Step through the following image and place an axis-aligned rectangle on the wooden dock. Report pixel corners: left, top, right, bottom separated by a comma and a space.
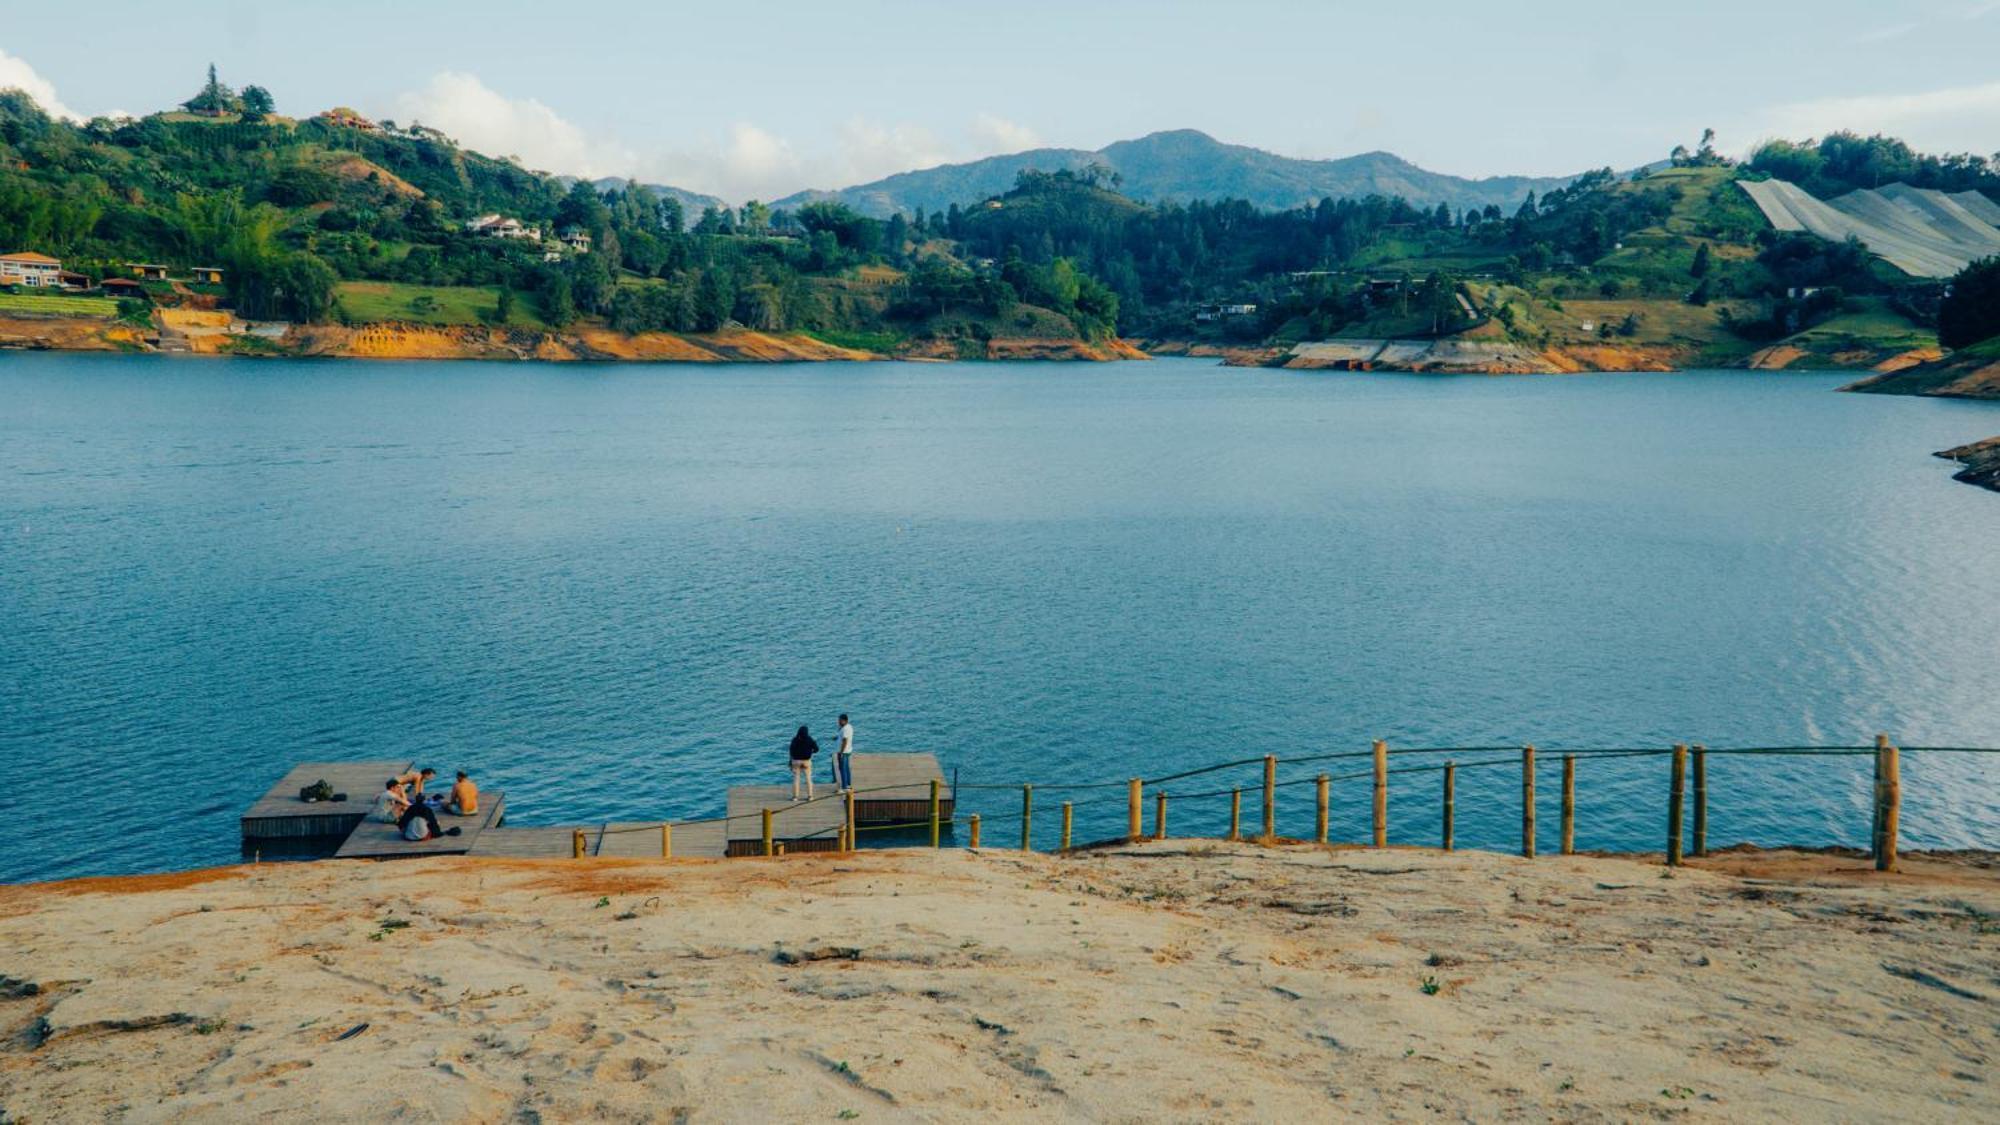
334, 793, 506, 859
850, 753, 954, 823
724, 787, 846, 857
241, 760, 411, 840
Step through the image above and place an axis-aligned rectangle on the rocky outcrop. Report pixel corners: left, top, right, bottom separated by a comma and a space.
1936, 436, 2000, 492
1263, 338, 1689, 374
1846, 348, 2000, 399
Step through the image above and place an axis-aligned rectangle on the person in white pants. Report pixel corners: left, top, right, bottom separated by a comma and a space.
788, 725, 818, 801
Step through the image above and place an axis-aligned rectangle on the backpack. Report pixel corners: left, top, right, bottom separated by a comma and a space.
300, 779, 335, 802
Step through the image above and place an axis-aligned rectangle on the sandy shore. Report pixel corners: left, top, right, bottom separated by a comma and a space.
1, 843, 1994, 1122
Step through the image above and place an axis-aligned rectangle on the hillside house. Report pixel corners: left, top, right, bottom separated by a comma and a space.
318, 107, 379, 132
57, 270, 91, 290
466, 215, 542, 240
101, 278, 147, 298
130, 263, 170, 281
560, 228, 592, 252
191, 267, 225, 285
0, 251, 63, 288
1194, 302, 1258, 323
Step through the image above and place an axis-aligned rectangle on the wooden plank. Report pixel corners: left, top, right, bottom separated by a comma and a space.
849, 753, 954, 823
242, 760, 412, 839
725, 786, 845, 845
469, 825, 594, 859
598, 820, 728, 859
335, 792, 505, 859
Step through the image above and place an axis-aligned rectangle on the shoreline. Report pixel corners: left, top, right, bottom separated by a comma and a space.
2, 843, 1993, 1120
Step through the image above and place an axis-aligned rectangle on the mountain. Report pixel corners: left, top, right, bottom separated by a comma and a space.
588, 177, 726, 218
773, 129, 1575, 217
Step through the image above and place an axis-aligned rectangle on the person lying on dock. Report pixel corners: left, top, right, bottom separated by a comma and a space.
789, 725, 819, 801
397, 796, 461, 842
447, 770, 478, 815
395, 767, 437, 797
371, 778, 410, 823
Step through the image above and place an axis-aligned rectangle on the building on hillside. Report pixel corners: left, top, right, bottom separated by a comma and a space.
101, 277, 147, 298
57, 270, 91, 290
542, 249, 564, 263
1194, 302, 1259, 323
317, 107, 379, 132
0, 251, 63, 288
465, 214, 542, 240
560, 228, 592, 252
191, 267, 226, 285
129, 263, 170, 281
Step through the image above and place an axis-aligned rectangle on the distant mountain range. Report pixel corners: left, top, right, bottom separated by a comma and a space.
587, 177, 726, 218
757, 130, 1575, 218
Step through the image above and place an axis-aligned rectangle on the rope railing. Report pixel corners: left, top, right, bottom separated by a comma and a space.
558, 737, 1991, 866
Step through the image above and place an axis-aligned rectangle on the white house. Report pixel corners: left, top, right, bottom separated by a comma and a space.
465, 215, 542, 240
0, 251, 62, 288
560, 228, 592, 252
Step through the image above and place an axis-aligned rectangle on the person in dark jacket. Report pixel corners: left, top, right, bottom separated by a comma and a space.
788, 725, 819, 801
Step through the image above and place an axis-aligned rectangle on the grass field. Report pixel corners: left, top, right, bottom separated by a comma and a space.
334, 281, 545, 329
0, 292, 119, 318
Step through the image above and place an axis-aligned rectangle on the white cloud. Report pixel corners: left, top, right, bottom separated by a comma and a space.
1750, 81, 2000, 154
387, 70, 1048, 203
970, 113, 1042, 154
0, 47, 82, 122
391, 71, 636, 178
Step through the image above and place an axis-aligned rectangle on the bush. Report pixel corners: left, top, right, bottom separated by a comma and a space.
1940, 258, 2000, 349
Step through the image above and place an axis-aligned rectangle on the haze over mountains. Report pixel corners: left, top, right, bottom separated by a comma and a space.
620, 129, 1575, 218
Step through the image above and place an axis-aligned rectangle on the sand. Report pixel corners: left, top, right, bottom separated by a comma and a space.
1, 844, 1994, 1122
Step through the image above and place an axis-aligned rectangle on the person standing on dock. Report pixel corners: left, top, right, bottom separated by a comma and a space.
789, 725, 819, 801
834, 714, 854, 791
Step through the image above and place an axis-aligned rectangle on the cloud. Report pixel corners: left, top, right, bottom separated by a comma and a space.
392, 71, 636, 177
0, 47, 82, 122
970, 114, 1042, 154
1750, 81, 2000, 154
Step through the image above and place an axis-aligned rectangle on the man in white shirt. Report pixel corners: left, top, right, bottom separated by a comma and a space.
834, 713, 854, 791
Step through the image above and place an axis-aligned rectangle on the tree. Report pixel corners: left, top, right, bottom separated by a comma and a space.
495, 284, 516, 325
1939, 258, 2000, 349
1690, 242, 1712, 279
542, 274, 576, 327
182, 63, 238, 115
240, 85, 274, 121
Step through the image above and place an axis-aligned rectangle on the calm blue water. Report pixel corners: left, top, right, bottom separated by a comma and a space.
3, 353, 1998, 881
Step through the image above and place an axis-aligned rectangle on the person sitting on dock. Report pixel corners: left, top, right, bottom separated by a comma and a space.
394, 767, 437, 798
446, 770, 478, 816
371, 778, 410, 823
396, 795, 462, 842
789, 725, 819, 801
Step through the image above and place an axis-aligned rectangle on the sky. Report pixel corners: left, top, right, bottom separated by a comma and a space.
3, 0, 1998, 203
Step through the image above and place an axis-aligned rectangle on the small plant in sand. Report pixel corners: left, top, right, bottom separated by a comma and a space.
193, 1019, 226, 1035
1419, 976, 1441, 996
1661, 1085, 1694, 1099
594, 896, 610, 909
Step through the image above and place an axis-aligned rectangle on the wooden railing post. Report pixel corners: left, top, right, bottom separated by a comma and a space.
968, 814, 982, 849
661, 823, 672, 859
929, 779, 941, 849
1060, 802, 1073, 850
572, 828, 586, 859
1262, 755, 1277, 840
1153, 791, 1168, 840
1441, 761, 1455, 851
1521, 744, 1536, 858
844, 790, 856, 853
762, 808, 775, 857
1691, 745, 1707, 858
1560, 754, 1576, 856
1228, 790, 1242, 842
1315, 774, 1330, 844
1871, 733, 1888, 861
1372, 740, 1388, 847
1667, 744, 1686, 866
1128, 778, 1143, 840
1021, 784, 1034, 851
1877, 737, 1900, 873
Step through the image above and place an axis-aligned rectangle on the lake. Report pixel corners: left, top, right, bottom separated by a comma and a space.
3, 353, 1998, 881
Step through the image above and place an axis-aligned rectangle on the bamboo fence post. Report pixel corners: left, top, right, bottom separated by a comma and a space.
1315, 774, 1330, 844
969, 814, 981, 849
1877, 738, 1901, 873
1262, 755, 1277, 840
1128, 778, 1143, 840
837, 826, 848, 851
776, 842, 785, 856
572, 828, 586, 859
1060, 802, 1073, 850
1560, 754, 1576, 856
1228, 789, 1242, 841
762, 808, 775, 857
1372, 740, 1388, 847
1521, 744, 1536, 858
1667, 744, 1686, 866
661, 823, 672, 858
1441, 761, 1455, 852
1153, 791, 1168, 840
928, 779, 941, 849
1021, 784, 1034, 851
844, 790, 856, 853
1691, 745, 1707, 858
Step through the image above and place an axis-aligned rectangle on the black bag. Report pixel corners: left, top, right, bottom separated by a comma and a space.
300, 778, 335, 802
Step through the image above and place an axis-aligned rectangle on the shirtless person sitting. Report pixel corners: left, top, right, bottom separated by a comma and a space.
394, 767, 437, 798
446, 770, 479, 816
